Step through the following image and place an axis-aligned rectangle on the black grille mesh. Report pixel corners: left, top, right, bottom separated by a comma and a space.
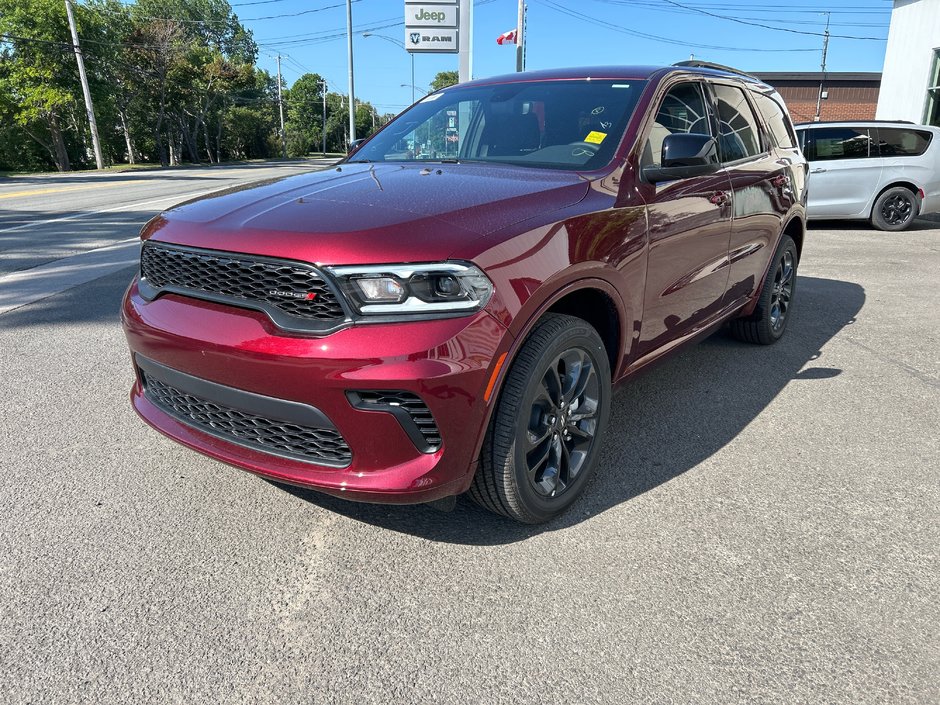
355, 391, 442, 450
140, 242, 345, 322
144, 375, 352, 466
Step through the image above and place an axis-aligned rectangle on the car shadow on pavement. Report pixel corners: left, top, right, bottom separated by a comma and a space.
279, 275, 865, 544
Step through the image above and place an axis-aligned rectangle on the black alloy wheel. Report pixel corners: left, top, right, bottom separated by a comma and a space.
730, 234, 799, 345
769, 249, 795, 334
525, 348, 601, 499
469, 314, 612, 524
871, 186, 919, 232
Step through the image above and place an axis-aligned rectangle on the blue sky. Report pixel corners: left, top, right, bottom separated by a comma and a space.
240, 0, 893, 116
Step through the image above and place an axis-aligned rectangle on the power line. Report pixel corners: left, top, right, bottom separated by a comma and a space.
536, 0, 819, 52
656, 0, 886, 41
87, 0, 357, 26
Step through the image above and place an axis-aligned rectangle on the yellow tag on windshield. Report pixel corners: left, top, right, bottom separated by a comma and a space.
584, 131, 607, 145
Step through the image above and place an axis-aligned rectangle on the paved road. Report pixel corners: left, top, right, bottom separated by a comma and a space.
0, 167, 937, 704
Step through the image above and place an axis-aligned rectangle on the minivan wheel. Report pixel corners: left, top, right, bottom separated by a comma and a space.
871, 186, 919, 231
469, 314, 611, 524
730, 234, 798, 345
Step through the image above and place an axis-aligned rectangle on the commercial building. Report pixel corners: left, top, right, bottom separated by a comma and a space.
876, 0, 940, 125
754, 72, 881, 124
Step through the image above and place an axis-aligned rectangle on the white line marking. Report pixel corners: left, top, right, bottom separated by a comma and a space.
0, 238, 140, 316
0, 187, 221, 235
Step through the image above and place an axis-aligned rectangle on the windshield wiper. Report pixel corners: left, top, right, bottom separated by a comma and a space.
345, 159, 372, 163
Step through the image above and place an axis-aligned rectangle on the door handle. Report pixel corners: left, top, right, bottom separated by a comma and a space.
709, 191, 728, 206
810, 168, 827, 174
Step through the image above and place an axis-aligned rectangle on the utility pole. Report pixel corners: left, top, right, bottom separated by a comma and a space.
515, 0, 525, 72
458, 0, 473, 82
276, 54, 287, 158
320, 79, 328, 157
814, 13, 831, 122
64, 0, 104, 169
346, 0, 356, 144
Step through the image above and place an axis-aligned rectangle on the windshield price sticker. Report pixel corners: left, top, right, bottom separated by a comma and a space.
584, 131, 608, 145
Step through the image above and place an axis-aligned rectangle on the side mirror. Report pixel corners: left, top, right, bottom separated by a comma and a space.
643, 133, 720, 183
347, 138, 365, 155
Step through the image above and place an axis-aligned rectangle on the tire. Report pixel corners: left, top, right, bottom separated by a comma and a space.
871, 186, 919, 231
469, 314, 612, 524
730, 235, 798, 345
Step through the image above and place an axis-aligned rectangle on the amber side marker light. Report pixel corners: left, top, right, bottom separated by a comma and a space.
484, 352, 509, 403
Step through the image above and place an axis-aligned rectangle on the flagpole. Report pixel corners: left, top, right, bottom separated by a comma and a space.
516, 0, 525, 72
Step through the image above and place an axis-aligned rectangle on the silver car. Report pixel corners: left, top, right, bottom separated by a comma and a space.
795, 121, 940, 231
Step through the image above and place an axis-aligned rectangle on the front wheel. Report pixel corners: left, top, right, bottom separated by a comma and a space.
730, 234, 798, 345
469, 314, 611, 524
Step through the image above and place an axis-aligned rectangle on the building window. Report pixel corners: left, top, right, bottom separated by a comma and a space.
926, 49, 940, 127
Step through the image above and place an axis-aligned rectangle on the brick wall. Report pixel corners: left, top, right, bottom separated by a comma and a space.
759, 80, 881, 124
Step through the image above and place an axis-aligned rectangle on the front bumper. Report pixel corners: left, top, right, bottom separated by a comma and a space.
122, 279, 509, 504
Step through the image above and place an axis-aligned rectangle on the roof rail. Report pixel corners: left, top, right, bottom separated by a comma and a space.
794, 119, 916, 126
673, 60, 760, 81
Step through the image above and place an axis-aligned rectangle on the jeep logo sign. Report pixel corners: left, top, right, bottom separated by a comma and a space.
404, 1, 460, 54
405, 4, 458, 28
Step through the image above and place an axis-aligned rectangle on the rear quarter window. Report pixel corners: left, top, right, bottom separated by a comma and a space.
875, 128, 933, 157
752, 92, 797, 149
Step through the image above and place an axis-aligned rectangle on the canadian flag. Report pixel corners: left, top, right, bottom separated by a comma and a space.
496, 29, 517, 45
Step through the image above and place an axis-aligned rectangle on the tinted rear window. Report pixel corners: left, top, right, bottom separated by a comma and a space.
801, 127, 872, 161
752, 92, 796, 149
875, 128, 933, 156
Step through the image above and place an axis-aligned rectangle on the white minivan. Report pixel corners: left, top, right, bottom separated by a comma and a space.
795, 121, 940, 231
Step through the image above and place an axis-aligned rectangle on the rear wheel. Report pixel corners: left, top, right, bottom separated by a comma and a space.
730, 235, 798, 345
871, 186, 918, 231
469, 314, 611, 524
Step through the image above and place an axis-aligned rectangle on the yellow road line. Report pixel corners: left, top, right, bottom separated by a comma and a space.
0, 182, 141, 200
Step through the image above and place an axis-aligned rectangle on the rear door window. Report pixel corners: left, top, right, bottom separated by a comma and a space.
802, 127, 873, 161
874, 128, 933, 156
712, 84, 763, 162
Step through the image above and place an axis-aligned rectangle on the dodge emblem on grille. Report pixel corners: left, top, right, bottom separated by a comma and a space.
269, 289, 317, 300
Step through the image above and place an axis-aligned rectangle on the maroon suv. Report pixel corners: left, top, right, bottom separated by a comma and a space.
123, 63, 807, 523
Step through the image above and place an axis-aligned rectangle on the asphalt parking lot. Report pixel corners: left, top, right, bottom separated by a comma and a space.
0, 165, 937, 704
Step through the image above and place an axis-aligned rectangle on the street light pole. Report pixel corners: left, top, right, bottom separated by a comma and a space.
276, 54, 287, 158
320, 80, 327, 157
346, 0, 356, 144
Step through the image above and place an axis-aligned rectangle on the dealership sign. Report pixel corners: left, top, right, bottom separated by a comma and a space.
405, 0, 460, 54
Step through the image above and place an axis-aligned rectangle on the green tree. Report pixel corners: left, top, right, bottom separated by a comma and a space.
0, 0, 82, 171
430, 70, 458, 92
285, 73, 325, 157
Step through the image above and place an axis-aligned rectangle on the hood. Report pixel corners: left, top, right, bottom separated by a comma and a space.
144, 162, 590, 265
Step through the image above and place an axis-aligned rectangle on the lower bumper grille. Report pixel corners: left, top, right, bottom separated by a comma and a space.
347, 391, 442, 453
140, 361, 352, 467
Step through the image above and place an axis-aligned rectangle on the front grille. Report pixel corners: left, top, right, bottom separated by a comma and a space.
140, 242, 346, 325
143, 374, 352, 467
350, 391, 442, 452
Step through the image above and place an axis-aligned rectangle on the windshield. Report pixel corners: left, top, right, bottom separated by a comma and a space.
351, 79, 648, 171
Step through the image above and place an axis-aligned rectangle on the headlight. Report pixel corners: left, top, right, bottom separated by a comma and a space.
327, 262, 493, 316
